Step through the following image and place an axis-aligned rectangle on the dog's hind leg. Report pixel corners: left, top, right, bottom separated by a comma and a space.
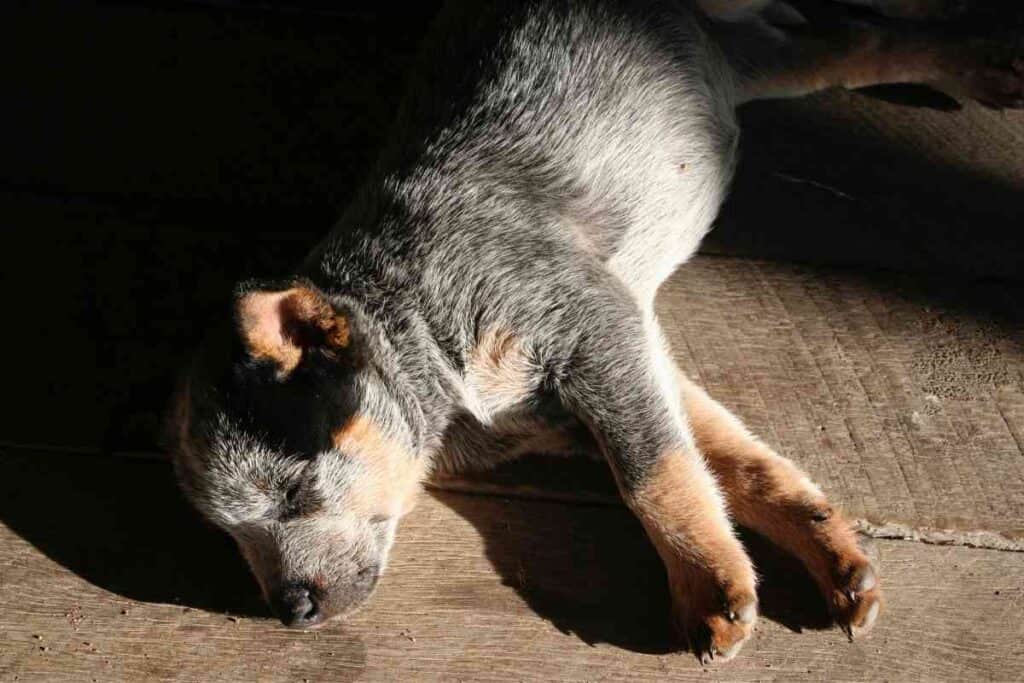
676, 372, 883, 638
718, 11, 1023, 107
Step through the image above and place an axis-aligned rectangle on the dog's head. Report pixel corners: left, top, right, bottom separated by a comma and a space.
169, 280, 425, 628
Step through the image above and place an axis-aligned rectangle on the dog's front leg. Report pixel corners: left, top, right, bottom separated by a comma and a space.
676, 372, 883, 638
554, 296, 757, 663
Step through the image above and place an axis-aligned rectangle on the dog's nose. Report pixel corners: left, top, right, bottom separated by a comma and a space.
272, 583, 323, 628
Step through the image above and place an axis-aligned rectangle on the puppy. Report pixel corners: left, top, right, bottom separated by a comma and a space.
169, 0, 1022, 663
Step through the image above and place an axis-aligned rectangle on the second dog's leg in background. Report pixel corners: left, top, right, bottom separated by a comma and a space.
677, 372, 883, 637
717, 5, 1023, 107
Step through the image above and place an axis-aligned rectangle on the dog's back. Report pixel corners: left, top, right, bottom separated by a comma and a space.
306, 1, 740, 311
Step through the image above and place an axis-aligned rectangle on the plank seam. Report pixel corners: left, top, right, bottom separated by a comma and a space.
3, 443, 1021, 552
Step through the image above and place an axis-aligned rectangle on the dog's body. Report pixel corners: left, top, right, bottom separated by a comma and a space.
172, 0, 1022, 663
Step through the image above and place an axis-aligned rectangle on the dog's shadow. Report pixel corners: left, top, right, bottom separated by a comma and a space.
2, 448, 842, 652
0, 450, 266, 617
2, 448, 839, 651
432, 456, 837, 656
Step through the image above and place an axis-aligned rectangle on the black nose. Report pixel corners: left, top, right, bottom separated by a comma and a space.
271, 583, 323, 628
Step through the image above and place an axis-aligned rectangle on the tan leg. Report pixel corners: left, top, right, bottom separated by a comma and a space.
678, 373, 882, 637
733, 14, 1024, 107
626, 446, 759, 661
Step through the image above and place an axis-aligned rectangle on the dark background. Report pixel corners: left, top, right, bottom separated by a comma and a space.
2, 0, 1022, 456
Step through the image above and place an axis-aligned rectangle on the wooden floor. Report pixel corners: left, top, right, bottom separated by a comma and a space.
3, 3, 1024, 680
3, 253, 1023, 681
2, 450, 1024, 682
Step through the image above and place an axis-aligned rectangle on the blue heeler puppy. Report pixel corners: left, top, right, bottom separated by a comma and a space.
169, 0, 1022, 663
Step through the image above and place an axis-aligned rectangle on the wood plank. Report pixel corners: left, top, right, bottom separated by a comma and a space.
657, 258, 1024, 546
1, 451, 1023, 681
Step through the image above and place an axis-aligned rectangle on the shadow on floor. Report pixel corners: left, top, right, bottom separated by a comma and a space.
433, 457, 837, 657
1, 447, 839, 654
0, 449, 268, 617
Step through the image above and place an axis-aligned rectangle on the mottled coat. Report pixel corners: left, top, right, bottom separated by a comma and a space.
170, 0, 1021, 662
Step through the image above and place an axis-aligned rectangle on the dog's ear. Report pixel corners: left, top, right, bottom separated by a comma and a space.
234, 283, 351, 376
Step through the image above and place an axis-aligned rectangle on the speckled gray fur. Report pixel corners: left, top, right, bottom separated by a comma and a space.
170, 0, 978, 632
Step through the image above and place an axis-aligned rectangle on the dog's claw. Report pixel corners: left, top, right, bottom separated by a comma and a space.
833, 560, 883, 639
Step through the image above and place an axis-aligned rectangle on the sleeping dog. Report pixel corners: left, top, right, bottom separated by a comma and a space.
169, 0, 1022, 662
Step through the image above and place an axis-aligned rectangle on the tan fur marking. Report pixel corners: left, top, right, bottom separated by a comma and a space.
677, 373, 882, 631
466, 328, 536, 415
237, 290, 304, 373
332, 416, 427, 518
282, 288, 351, 350
632, 451, 756, 590
237, 287, 350, 375
627, 449, 758, 656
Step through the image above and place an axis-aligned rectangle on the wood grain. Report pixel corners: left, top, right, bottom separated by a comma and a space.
4, 245, 1021, 546
2, 3, 1022, 679
658, 256, 1024, 546
1, 451, 1023, 682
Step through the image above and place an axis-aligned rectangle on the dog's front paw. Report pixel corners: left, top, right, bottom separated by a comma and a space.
830, 557, 884, 639
669, 569, 758, 664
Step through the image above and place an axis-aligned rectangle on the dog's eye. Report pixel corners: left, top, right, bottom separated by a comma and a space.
278, 475, 323, 519
369, 514, 389, 525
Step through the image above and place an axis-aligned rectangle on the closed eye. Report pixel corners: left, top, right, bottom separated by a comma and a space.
284, 483, 300, 504
277, 466, 324, 519
280, 482, 304, 519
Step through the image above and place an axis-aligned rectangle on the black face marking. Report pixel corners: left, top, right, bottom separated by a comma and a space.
189, 321, 362, 463
232, 353, 360, 459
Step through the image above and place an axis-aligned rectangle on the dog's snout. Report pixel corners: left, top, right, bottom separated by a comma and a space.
272, 583, 323, 629
268, 566, 381, 628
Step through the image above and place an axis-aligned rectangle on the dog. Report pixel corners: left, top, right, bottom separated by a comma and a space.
168, 0, 1022, 663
